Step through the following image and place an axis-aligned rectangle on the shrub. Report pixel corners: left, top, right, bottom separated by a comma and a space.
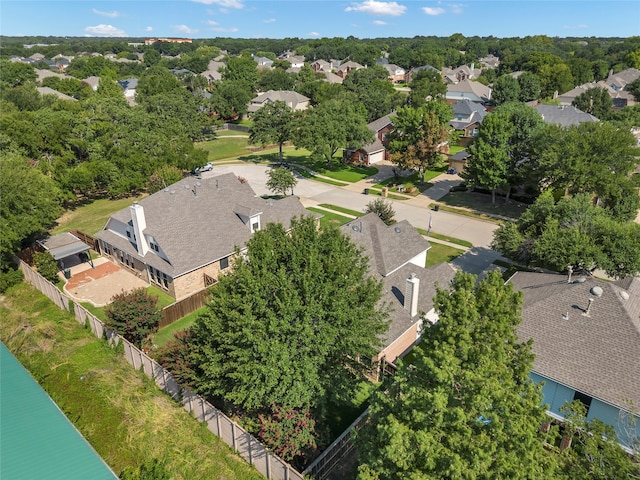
364, 198, 396, 225
33, 251, 59, 283
104, 288, 162, 349
258, 405, 317, 462
0, 267, 23, 293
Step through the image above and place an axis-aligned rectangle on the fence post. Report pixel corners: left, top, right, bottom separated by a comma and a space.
231, 423, 237, 451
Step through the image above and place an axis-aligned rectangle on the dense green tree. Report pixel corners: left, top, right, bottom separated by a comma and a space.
189, 215, 388, 417
364, 198, 396, 226
629, 77, 640, 101
493, 192, 640, 278
0, 152, 63, 268
293, 98, 373, 169
461, 112, 512, 203
249, 100, 295, 163
41, 76, 93, 101
105, 288, 162, 349
143, 48, 161, 67
0, 59, 36, 87
567, 57, 595, 85
533, 121, 638, 210
257, 68, 296, 91
207, 80, 253, 120
33, 251, 60, 283
147, 165, 183, 194
266, 167, 297, 197
387, 102, 451, 184
572, 86, 613, 119
492, 74, 521, 105
407, 69, 446, 106
517, 71, 542, 102
357, 270, 550, 480
135, 66, 183, 102
221, 54, 258, 92
343, 65, 404, 122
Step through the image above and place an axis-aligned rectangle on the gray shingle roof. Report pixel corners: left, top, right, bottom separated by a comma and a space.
342, 213, 430, 277
508, 272, 640, 411
367, 114, 393, 133
341, 213, 455, 348
534, 104, 599, 127
248, 90, 309, 112
96, 173, 310, 278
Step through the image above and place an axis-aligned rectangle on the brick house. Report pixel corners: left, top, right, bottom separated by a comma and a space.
342, 214, 456, 378
95, 173, 310, 300
343, 114, 394, 166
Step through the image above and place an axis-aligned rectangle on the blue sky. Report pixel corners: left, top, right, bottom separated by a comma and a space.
2, 1, 639, 39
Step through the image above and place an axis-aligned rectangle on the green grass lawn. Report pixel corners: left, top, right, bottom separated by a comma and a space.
325, 380, 379, 439
317, 204, 363, 218
214, 129, 249, 137
425, 243, 465, 267
52, 195, 146, 235
154, 307, 207, 347
449, 145, 466, 155
415, 229, 473, 248
373, 166, 447, 195
197, 137, 253, 162
147, 285, 175, 309
307, 207, 354, 229
0, 283, 263, 480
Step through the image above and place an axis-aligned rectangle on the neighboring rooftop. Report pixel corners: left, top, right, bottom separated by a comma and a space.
534, 104, 599, 127
508, 272, 640, 412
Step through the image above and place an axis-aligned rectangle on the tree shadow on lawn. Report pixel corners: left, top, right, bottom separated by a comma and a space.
440, 190, 529, 219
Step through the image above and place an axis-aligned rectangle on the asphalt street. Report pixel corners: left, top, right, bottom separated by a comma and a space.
207, 164, 505, 277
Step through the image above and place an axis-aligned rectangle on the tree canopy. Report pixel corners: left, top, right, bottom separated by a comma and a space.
189, 215, 388, 415
356, 270, 550, 479
248, 100, 295, 162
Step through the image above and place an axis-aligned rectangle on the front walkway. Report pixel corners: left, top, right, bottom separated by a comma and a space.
63, 257, 149, 307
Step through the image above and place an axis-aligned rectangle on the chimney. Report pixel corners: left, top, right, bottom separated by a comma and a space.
405, 273, 420, 318
130, 202, 149, 256
567, 265, 573, 284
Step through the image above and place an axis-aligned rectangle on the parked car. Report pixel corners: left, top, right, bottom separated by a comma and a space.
194, 162, 213, 173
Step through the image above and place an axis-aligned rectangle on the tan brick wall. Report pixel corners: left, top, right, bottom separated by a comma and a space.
375, 324, 419, 364
174, 262, 220, 300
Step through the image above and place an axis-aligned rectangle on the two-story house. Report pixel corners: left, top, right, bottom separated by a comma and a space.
343, 114, 394, 166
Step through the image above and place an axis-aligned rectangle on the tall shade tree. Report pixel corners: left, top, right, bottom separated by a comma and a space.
517, 72, 542, 102
533, 121, 638, 216
461, 112, 512, 203
293, 98, 373, 169
207, 80, 253, 121
249, 100, 295, 162
0, 152, 63, 268
407, 69, 447, 106
387, 102, 451, 184
356, 270, 551, 480
190, 216, 388, 414
571, 86, 613, 120
492, 192, 640, 278
492, 74, 521, 105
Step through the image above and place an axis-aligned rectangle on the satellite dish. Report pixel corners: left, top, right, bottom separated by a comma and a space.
590, 286, 603, 297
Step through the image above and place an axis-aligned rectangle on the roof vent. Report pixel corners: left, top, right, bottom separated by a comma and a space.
590, 286, 603, 298
164, 188, 169, 193
170, 190, 176, 195
620, 291, 630, 301
184, 184, 190, 189
352, 224, 360, 232
394, 226, 401, 233
575, 277, 587, 284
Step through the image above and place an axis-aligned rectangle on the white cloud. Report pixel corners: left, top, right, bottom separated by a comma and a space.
264, 18, 276, 23
145, 26, 153, 32
345, 0, 406, 16
92, 8, 122, 18
206, 19, 220, 26
373, 20, 387, 25
450, 4, 463, 14
192, 0, 244, 8
84, 24, 127, 36
422, 7, 445, 16
173, 24, 199, 34
308, 31, 320, 37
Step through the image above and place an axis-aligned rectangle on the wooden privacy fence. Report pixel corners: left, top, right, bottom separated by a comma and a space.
302, 408, 369, 480
15, 259, 304, 480
160, 288, 211, 328
70, 229, 100, 253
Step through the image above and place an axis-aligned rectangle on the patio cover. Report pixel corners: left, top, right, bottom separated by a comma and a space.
38, 232, 91, 261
